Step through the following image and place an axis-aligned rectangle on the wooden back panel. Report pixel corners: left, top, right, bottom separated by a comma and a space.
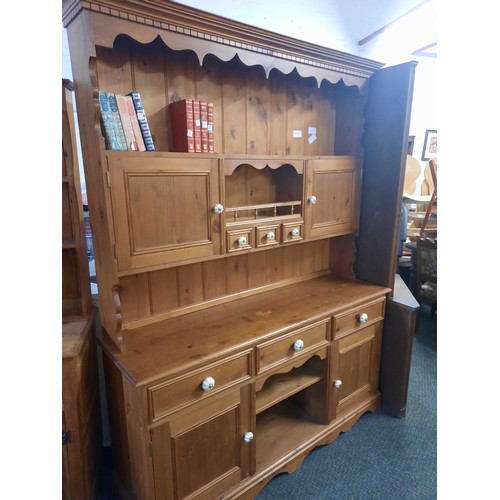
119, 240, 331, 330
95, 37, 360, 157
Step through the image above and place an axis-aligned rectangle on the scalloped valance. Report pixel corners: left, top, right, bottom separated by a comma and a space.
62, 0, 384, 88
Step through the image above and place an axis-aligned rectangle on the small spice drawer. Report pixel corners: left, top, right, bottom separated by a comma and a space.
148, 350, 252, 423
226, 228, 253, 253
333, 298, 385, 340
256, 319, 329, 374
281, 221, 303, 243
256, 224, 280, 248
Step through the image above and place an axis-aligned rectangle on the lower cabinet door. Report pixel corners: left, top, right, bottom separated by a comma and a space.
150, 385, 253, 499
330, 322, 382, 418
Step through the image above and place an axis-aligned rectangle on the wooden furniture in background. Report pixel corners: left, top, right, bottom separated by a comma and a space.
62, 78, 101, 500
403, 155, 437, 241
416, 237, 437, 316
62, 1, 417, 497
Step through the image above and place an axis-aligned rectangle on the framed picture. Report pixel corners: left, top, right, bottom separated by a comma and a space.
421, 129, 437, 161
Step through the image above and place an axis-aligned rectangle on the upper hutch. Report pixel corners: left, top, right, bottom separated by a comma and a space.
63, 1, 416, 498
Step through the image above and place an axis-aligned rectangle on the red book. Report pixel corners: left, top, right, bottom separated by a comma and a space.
169, 99, 195, 153
192, 100, 202, 153
207, 102, 214, 153
200, 101, 209, 154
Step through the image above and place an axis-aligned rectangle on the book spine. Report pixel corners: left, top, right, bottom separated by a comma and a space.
127, 91, 156, 151
98, 91, 121, 151
125, 95, 146, 151
192, 100, 202, 153
116, 94, 138, 151
200, 101, 209, 154
169, 99, 195, 153
107, 92, 128, 151
207, 102, 215, 153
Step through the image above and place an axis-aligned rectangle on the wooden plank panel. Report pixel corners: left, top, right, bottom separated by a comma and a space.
194, 55, 224, 154
225, 254, 248, 294
222, 59, 247, 154
246, 251, 268, 290
130, 40, 168, 151
268, 70, 288, 155
332, 84, 364, 156
282, 245, 302, 278
286, 75, 317, 156
202, 259, 228, 300
95, 40, 133, 93
246, 65, 269, 154
316, 83, 336, 156
164, 48, 198, 152
119, 274, 151, 322
177, 263, 204, 306
149, 268, 179, 314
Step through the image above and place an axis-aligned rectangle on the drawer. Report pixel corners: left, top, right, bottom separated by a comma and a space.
281, 221, 303, 243
256, 320, 329, 374
333, 298, 385, 339
256, 224, 280, 248
226, 228, 253, 252
148, 350, 252, 422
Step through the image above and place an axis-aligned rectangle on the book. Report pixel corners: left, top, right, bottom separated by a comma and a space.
124, 95, 146, 151
207, 102, 215, 153
116, 94, 139, 151
127, 90, 155, 151
98, 90, 124, 151
169, 99, 195, 153
200, 101, 209, 154
107, 92, 128, 151
192, 100, 202, 153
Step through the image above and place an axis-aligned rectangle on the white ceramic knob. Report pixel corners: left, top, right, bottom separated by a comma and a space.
334, 379, 342, 389
213, 203, 224, 214
266, 231, 275, 241
201, 376, 215, 391
308, 195, 317, 205
291, 227, 300, 237
243, 431, 254, 443
293, 339, 304, 351
237, 236, 247, 247
358, 313, 368, 324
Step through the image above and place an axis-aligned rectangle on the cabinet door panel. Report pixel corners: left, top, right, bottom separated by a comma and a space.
330, 322, 382, 419
107, 154, 221, 272
304, 157, 359, 239
150, 386, 253, 500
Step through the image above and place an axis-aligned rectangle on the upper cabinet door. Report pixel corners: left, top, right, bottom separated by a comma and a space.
106, 154, 222, 273
304, 157, 360, 239
355, 61, 417, 290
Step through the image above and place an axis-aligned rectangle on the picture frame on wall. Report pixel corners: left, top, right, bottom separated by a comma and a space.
421, 129, 437, 161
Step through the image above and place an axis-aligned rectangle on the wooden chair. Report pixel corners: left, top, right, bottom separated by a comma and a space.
416, 237, 437, 317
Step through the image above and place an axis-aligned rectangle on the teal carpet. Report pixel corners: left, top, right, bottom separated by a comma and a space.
255, 306, 437, 500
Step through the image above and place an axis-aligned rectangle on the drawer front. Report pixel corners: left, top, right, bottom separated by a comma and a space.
256, 224, 280, 248
281, 221, 303, 243
226, 228, 253, 252
256, 320, 329, 374
333, 299, 385, 339
149, 350, 252, 422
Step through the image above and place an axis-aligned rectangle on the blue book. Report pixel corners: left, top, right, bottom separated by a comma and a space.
98, 90, 122, 151
127, 91, 155, 151
107, 92, 128, 151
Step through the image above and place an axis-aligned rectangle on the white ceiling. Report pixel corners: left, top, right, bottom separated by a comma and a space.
173, 0, 437, 64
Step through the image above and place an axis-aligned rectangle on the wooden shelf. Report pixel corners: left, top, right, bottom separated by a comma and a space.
256, 399, 326, 472
256, 365, 323, 414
